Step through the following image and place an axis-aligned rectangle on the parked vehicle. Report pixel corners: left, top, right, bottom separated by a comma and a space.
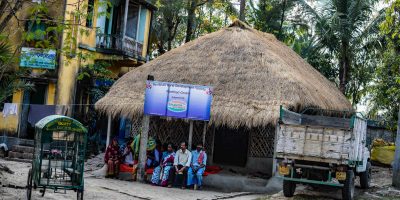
275, 107, 371, 200
26, 115, 87, 200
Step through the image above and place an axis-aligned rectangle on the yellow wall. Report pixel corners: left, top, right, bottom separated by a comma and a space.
142, 9, 152, 58
0, 82, 56, 135
0, 91, 23, 135
47, 82, 56, 105
0, 115, 19, 134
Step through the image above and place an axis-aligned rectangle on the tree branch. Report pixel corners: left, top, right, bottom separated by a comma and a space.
0, 0, 23, 32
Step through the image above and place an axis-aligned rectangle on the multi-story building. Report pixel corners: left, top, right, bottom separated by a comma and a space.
0, 0, 155, 139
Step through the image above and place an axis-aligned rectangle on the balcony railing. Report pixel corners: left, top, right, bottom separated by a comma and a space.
96, 33, 143, 58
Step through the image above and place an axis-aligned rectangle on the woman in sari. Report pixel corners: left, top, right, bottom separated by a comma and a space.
151, 144, 175, 186
105, 138, 122, 178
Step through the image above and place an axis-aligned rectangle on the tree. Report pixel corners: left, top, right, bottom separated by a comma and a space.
297, 0, 384, 104
248, 0, 296, 41
150, 0, 237, 54
373, 0, 400, 186
185, 0, 213, 42
151, 0, 186, 55
193, 1, 238, 37
0, 1, 34, 104
239, 0, 246, 21
0, 37, 32, 103
0, 0, 23, 32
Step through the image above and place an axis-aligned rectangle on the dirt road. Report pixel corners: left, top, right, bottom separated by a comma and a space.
259, 166, 400, 200
1, 159, 399, 200
0, 159, 264, 200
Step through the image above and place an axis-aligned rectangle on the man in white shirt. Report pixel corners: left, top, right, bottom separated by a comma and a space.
168, 141, 192, 189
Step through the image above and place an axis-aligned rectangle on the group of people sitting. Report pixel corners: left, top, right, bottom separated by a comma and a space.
104, 137, 207, 190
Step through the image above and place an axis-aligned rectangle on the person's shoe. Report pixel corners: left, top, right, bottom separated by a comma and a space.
168, 185, 172, 188
194, 184, 198, 190
181, 186, 186, 189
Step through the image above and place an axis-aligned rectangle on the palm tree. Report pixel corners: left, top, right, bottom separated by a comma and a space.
0, 38, 32, 103
297, 0, 384, 98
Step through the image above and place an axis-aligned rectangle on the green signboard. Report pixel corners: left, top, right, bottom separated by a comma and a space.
36, 115, 87, 134
20, 47, 56, 69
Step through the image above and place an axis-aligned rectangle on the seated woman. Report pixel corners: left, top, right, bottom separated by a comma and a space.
104, 138, 121, 178
123, 137, 134, 166
151, 144, 175, 186
146, 142, 162, 168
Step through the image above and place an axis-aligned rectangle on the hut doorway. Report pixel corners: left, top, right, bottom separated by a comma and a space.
213, 126, 248, 167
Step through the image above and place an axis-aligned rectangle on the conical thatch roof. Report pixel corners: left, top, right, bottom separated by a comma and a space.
95, 20, 352, 128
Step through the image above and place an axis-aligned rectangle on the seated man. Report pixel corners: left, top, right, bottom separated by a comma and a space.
169, 142, 192, 189
187, 143, 207, 190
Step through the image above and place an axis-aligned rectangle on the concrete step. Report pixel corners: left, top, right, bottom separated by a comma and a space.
11, 145, 34, 153
8, 151, 33, 160
5, 157, 32, 163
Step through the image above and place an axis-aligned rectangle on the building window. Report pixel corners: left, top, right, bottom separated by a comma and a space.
125, 3, 139, 39
30, 83, 47, 105
25, 20, 47, 41
0, 95, 13, 111
86, 0, 95, 27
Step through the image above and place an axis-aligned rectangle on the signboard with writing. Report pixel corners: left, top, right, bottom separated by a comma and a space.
144, 81, 213, 121
36, 115, 87, 133
20, 47, 56, 69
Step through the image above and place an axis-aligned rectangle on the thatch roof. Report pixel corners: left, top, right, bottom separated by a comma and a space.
95, 20, 353, 128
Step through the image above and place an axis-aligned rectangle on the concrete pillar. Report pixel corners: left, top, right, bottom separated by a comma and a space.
393, 107, 400, 188
137, 115, 150, 182
202, 122, 207, 146
106, 115, 111, 148
188, 121, 193, 150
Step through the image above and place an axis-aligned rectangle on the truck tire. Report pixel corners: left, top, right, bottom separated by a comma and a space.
359, 162, 371, 189
342, 170, 355, 200
283, 179, 296, 197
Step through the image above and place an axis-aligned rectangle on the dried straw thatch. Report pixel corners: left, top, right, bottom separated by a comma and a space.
95, 20, 353, 128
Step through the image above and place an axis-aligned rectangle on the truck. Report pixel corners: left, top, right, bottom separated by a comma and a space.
275, 107, 371, 200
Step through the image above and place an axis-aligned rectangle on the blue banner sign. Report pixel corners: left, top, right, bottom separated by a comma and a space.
144, 81, 213, 121
20, 47, 56, 69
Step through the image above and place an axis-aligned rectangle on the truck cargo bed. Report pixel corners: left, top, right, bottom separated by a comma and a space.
276, 108, 368, 165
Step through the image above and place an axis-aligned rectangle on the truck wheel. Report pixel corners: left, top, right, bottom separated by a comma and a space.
283, 180, 296, 197
342, 170, 355, 200
360, 162, 371, 189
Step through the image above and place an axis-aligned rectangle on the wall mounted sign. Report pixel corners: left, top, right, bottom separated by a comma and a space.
20, 47, 56, 69
144, 81, 213, 121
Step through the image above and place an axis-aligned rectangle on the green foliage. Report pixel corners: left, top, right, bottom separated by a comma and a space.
150, 0, 237, 55
368, 0, 400, 128
293, 0, 383, 105
248, 0, 296, 40
0, 35, 33, 103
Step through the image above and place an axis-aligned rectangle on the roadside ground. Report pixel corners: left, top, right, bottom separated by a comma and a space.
1, 158, 399, 200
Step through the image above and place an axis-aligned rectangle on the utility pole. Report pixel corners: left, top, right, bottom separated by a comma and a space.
393, 104, 400, 188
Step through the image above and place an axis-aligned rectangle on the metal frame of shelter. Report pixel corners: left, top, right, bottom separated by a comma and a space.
26, 115, 88, 200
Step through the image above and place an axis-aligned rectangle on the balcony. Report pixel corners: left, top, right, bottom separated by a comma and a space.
96, 33, 143, 59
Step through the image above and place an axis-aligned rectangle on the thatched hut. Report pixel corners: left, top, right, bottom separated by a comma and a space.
96, 20, 352, 175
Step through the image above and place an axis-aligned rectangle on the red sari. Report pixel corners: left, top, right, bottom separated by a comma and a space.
105, 143, 121, 177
